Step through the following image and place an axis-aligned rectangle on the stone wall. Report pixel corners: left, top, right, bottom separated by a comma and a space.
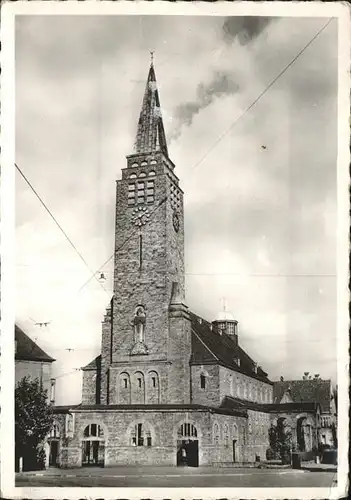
209, 413, 248, 464
269, 411, 318, 452
111, 154, 185, 365
55, 409, 253, 468
191, 365, 220, 406
109, 363, 169, 404
219, 365, 273, 404
82, 370, 98, 405
246, 410, 270, 462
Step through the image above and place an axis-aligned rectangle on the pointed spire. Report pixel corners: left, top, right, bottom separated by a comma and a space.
134, 58, 168, 157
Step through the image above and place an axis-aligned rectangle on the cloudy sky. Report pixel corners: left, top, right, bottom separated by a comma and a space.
15, 14, 339, 405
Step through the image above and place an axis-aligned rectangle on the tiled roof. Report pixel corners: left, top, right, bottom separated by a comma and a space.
190, 312, 271, 384
15, 324, 55, 363
134, 63, 168, 156
221, 395, 320, 414
273, 380, 332, 413
82, 355, 101, 371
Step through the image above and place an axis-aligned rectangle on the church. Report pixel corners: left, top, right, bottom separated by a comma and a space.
52, 61, 321, 468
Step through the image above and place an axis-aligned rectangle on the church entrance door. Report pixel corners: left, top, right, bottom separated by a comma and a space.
176, 424, 199, 467
81, 424, 105, 467
82, 440, 105, 467
49, 440, 59, 467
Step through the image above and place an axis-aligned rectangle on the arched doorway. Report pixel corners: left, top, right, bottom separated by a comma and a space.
82, 424, 105, 467
296, 416, 313, 452
176, 423, 199, 467
48, 423, 60, 467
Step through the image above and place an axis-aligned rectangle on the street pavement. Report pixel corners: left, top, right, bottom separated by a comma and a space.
16, 466, 337, 488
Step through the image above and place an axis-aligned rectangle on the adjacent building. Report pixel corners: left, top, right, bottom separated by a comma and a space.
15, 324, 56, 403
273, 377, 337, 448
51, 61, 323, 468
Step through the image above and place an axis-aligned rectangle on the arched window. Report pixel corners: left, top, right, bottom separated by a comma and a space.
200, 374, 206, 389
147, 371, 160, 404
83, 424, 104, 439
243, 381, 247, 399
178, 423, 198, 438
223, 424, 229, 447
130, 422, 152, 447
213, 423, 220, 445
132, 371, 145, 404
119, 372, 131, 404
49, 423, 60, 439
129, 173, 137, 178
232, 423, 238, 440
131, 163, 139, 169
138, 172, 146, 178
141, 161, 148, 167
150, 160, 157, 166
230, 376, 234, 396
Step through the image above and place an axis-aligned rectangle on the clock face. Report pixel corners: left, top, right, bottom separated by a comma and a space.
131, 207, 150, 227
173, 211, 180, 232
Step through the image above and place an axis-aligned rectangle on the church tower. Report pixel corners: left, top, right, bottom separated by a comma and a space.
99, 60, 191, 405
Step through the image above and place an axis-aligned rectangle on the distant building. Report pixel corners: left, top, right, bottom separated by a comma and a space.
273, 378, 336, 448
15, 324, 56, 403
52, 61, 322, 469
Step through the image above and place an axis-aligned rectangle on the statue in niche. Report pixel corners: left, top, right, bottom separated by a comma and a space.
134, 306, 146, 343
130, 306, 148, 356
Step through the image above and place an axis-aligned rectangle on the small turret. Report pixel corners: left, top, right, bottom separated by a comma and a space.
212, 302, 239, 345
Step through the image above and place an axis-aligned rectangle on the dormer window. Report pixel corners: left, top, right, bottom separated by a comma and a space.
236, 358, 241, 367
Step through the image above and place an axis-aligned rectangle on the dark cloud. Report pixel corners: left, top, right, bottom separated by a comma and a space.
222, 16, 273, 45
169, 71, 239, 140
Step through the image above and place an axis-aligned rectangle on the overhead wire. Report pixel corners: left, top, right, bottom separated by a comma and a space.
75, 18, 334, 286
17, 19, 333, 339
77, 195, 168, 293
189, 17, 333, 173
15, 162, 109, 295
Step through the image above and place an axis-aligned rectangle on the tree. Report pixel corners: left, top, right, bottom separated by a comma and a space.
268, 419, 292, 464
15, 376, 54, 471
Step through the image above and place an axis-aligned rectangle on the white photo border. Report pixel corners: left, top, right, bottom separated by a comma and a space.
1, 1, 349, 499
